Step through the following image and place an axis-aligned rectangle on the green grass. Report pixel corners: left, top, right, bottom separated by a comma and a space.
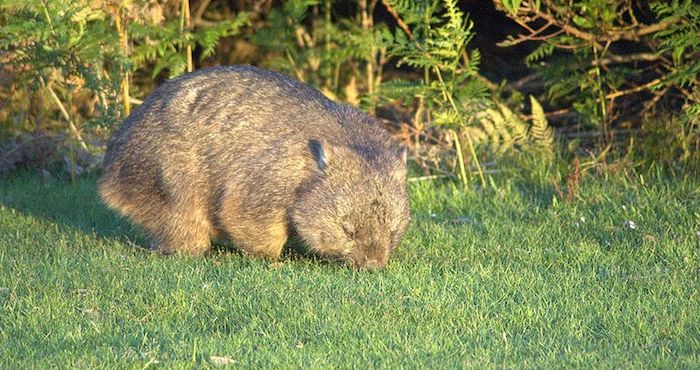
1, 170, 699, 368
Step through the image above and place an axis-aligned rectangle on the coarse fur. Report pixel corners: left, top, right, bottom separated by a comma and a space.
99, 65, 409, 269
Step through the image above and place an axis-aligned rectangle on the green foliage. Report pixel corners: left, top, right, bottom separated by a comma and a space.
652, 0, 700, 149
252, 1, 337, 92
0, 0, 127, 126
635, 113, 700, 169
382, 0, 488, 126
528, 96, 555, 149
382, 0, 491, 187
130, 12, 249, 78
653, 0, 700, 80
251, 0, 394, 105
0, 0, 123, 84
523, 42, 554, 66
2, 0, 697, 182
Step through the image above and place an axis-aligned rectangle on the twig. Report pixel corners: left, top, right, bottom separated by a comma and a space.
538, 0, 677, 43
408, 175, 451, 182
40, 77, 88, 150
193, 0, 212, 26
380, 0, 413, 39
110, 4, 130, 116
451, 129, 469, 189
433, 67, 487, 189
505, 73, 541, 91
642, 86, 669, 114
606, 78, 663, 100
522, 108, 573, 121
180, 0, 193, 73
500, 0, 680, 51
593, 52, 660, 66
559, 128, 634, 139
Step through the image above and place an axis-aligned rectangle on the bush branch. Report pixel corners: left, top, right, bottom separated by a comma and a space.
380, 0, 413, 39
40, 77, 88, 150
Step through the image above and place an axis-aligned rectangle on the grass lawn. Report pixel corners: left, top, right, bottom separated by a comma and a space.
1, 170, 699, 368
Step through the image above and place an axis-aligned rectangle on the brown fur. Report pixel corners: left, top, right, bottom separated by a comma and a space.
99, 66, 409, 269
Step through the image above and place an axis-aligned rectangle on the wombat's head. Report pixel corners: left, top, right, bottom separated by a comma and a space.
292, 140, 409, 270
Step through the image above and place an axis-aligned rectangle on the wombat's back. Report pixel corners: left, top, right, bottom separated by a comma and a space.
103, 66, 333, 169
102, 66, 398, 196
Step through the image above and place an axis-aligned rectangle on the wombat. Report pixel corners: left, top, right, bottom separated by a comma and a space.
99, 65, 409, 269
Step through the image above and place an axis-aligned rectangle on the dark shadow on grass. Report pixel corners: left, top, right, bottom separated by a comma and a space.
0, 170, 325, 263
0, 170, 149, 247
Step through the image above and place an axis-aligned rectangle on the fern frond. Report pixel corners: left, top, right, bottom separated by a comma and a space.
528, 96, 554, 149
498, 103, 528, 145
525, 42, 555, 67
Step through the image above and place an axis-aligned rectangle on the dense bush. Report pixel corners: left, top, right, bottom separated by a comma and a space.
496, 0, 699, 165
1, 0, 698, 182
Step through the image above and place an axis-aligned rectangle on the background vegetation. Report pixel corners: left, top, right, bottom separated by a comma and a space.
1, 0, 698, 186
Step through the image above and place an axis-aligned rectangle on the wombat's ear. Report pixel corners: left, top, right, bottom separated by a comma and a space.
309, 139, 329, 172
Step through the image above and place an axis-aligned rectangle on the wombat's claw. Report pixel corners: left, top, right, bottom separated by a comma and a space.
148, 242, 159, 251
147, 242, 174, 255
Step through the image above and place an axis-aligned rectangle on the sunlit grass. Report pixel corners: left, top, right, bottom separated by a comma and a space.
1, 170, 699, 367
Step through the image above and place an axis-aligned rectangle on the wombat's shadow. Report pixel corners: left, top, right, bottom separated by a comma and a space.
1, 172, 148, 247
0, 172, 314, 259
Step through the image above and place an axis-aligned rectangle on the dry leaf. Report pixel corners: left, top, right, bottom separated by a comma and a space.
209, 356, 235, 366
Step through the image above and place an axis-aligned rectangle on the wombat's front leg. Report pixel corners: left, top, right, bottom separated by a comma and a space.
217, 186, 289, 259
217, 208, 288, 259
223, 220, 288, 260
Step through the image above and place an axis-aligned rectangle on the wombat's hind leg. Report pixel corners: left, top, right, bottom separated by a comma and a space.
99, 164, 213, 255
146, 208, 213, 256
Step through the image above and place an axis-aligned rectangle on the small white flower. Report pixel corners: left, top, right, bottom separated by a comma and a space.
625, 220, 636, 230
430, 213, 437, 218
696, 231, 700, 238
580, 216, 586, 223
622, 204, 627, 211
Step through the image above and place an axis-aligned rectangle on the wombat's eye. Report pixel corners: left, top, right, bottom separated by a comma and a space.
342, 222, 356, 238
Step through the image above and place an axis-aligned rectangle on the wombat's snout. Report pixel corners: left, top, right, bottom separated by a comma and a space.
350, 252, 388, 270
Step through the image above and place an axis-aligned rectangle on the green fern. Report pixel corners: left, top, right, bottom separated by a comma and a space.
384, 0, 487, 125
130, 12, 249, 78
380, 0, 491, 187
475, 96, 554, 156
476, 104, 527, 155
251, 0, 393, 103
652, 0, 700, 89
524, 43, 555, 67
528, 96, 554, 150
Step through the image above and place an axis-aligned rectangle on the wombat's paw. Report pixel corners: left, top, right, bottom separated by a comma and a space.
357, 259, 385, 271
346, 258, 386, 271
147, 241, 194, 256
240, 248, 283, 261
